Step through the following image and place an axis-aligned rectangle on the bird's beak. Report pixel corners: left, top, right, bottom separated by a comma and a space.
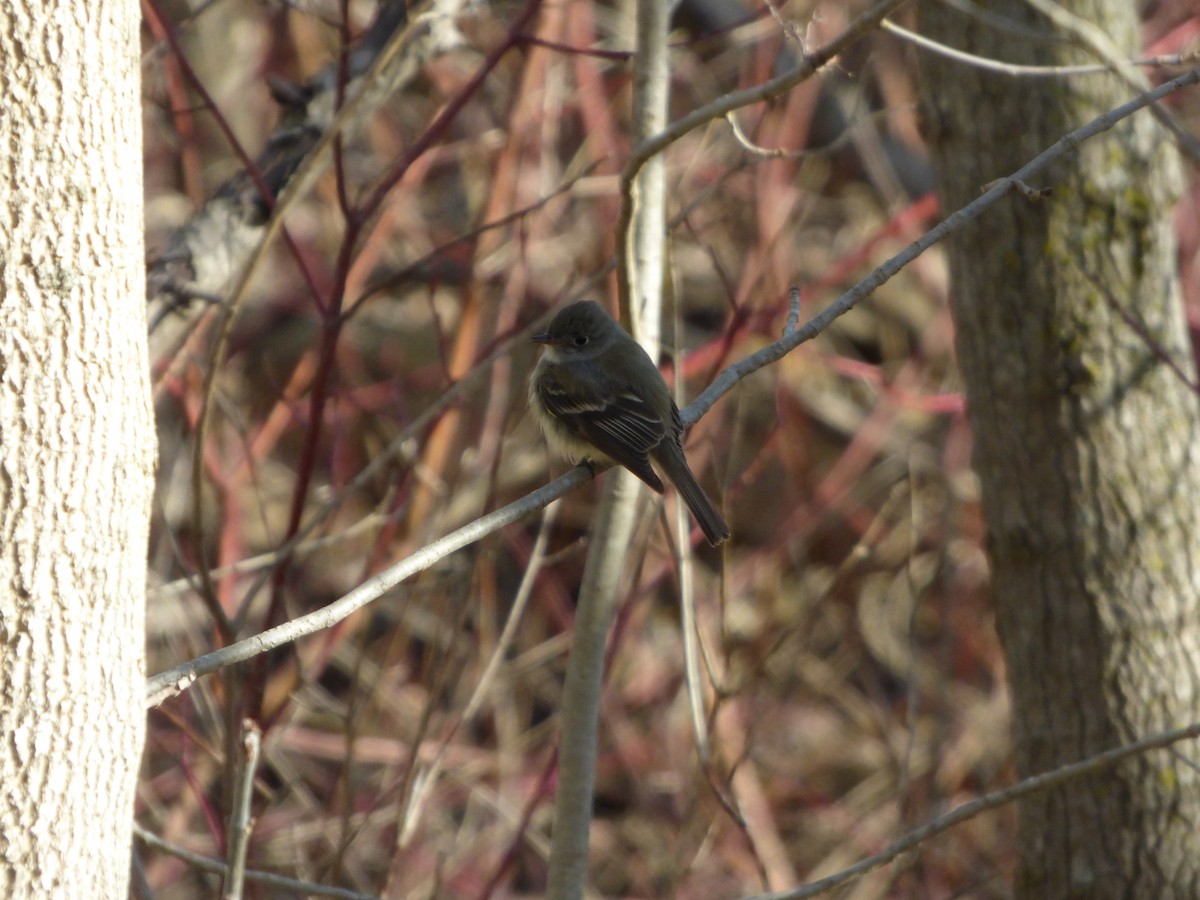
532, 332, 555, 345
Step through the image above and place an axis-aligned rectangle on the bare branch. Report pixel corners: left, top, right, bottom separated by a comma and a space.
1022, 0, 1200, 161
134, 824, 380, 900
146, 468, 591, 706
221, 721, 261, 900
881, 18, 1199, 77
684, 64, 1200, 426
742, 722, 1200, 899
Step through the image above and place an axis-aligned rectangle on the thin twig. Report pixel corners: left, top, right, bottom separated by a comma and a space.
1079, 265, 1200, 392
784, 286, 801, 336
1022, 0, 1200, 161
881, 18, 1198, 77
741, 722, 1200, 899
149, 511, 398, 602
221, 721, 261, 900
134, 824, 381, 900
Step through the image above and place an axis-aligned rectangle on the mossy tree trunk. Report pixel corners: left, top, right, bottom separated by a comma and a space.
919, 2, 1200, 896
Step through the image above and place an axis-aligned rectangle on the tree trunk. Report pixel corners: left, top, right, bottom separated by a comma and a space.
919, 2, 1200, 896
0, 0, 153, 896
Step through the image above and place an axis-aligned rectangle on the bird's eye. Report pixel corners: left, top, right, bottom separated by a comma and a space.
573, 334, 589, 347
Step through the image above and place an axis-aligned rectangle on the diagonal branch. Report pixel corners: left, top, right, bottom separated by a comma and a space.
741, 722, 1200, 900
146, 64, 1200, 708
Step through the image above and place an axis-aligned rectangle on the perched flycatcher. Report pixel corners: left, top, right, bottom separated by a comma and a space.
529, 301, 730, 545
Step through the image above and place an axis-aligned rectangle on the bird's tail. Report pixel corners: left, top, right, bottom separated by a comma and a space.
655, 442, 730, 546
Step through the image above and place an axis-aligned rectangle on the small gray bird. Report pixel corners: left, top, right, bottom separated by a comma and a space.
529, 301, 730, 545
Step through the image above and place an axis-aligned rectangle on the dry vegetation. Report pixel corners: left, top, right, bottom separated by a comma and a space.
139, 0, 1200, 896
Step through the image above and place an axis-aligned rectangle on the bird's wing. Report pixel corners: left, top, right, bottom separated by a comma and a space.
536, 374, 666, 493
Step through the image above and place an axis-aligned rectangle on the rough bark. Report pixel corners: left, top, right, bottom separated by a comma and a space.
0, 0, 154, 895
919, 2, 1200, 896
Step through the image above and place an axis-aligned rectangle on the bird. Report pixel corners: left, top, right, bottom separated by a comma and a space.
529, 301, 730, 545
